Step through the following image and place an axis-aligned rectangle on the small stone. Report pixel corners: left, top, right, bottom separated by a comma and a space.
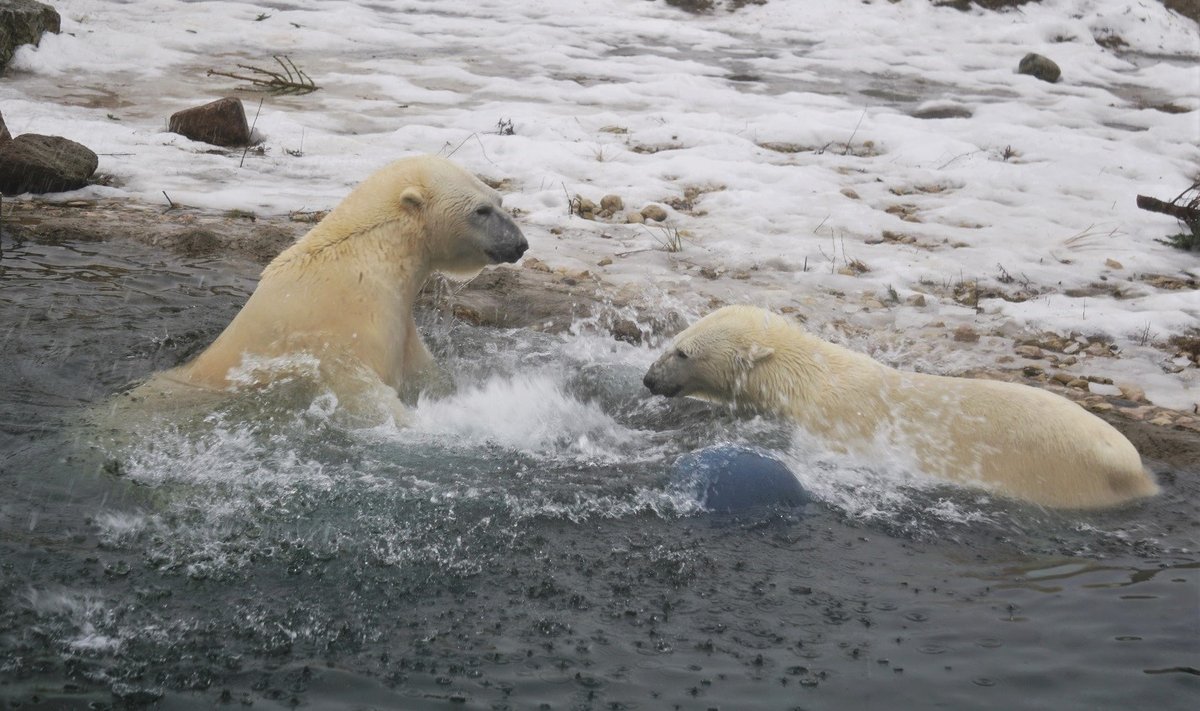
1062, 341, 1081, 355
597, 257, 613, 267
906, 294, 927, 307
1067, 379, 1089, 389
1018, 53, 1061, 83
168, 97, 251, 147
523, 257, 551, 272
1104, 258, 1123, 270
600, 194, 624, 212
1014, 345, 1043, 359
699, 266, 720, 279
1061, 356, 1078, 366
610, 319, 641, 344
953, 325, 979, 343
1051, 372, 1074, 385
1087, 402, 1114, 412
625, 211, 645, 224
840, 188, 861, 200
1117, 384, 1145, 402
1022, 365, 1044, 377
641, 204, 668, 222
1149, 415, 1174, 427
1084, 375, 1114, 385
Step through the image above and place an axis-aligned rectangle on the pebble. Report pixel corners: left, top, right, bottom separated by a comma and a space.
1062, 342, 1081, 355
1105, 258, 1123, 270
953, 325, 979, 343
907, 294, 926, 307
1149, 415, 1174, 427
1051, 372, 1074, 385
1022, 365, 1044, 377
597, 257, 612, 267
1067, 378, 1089, 389
841, 188, 861, 200
1014, 345, 1043, 359
641, 204, 668, 222
600, 194, 624, 212
625, 211, 645, 224
1118, 384, 1145, 402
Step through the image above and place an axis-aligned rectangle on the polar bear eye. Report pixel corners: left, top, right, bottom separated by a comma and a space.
475, 205, 494, 216
675, 349, 689, 360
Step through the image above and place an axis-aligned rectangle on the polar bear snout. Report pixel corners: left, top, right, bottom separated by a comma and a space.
643, 358, 685, 397
478, 208, 528, 264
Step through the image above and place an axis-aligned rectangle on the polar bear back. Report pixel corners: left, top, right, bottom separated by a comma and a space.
885, 371, 1153, 508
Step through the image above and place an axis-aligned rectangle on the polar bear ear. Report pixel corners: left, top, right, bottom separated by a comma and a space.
735, 343, 774, 369
400, 186, 426, 210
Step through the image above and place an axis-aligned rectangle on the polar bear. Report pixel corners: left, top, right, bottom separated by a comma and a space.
643, 305, 1157, 509
134, 155, 526, 418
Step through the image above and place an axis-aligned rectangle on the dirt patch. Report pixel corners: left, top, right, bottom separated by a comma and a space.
0, 197, 670, 342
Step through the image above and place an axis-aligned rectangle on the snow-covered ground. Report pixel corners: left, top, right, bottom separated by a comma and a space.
2, 0, 1198, 409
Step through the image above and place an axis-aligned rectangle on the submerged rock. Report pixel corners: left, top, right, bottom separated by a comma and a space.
168, 97, 251, 147
0, 133, 98, 195
0, 0, 61, 70
1018, 53, 1061, 83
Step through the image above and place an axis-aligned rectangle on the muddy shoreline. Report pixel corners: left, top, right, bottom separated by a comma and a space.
2, 196, 1197, 470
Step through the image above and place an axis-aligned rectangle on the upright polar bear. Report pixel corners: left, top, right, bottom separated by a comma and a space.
140, 155, 527, 416
643, 305, 1157, 509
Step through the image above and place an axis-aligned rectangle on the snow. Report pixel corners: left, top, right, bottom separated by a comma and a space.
2, 0, 1197, 409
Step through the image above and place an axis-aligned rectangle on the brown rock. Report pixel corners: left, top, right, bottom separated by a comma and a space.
1104, 258, 1123, 270
1022, 365, 1044, 377
906, 294, 926, 307
1018, 53, 1061, 83
625, 211, 645, 224
1014, 345, 1043, 359
600, 194, 624, 212
168, 97, 251, 147
0, 134, 98, 195
597, 257, 613, 267
610, 318, 642, 344
699, 266, 720, 280
641, 204, 668, 222
1051, 372, 1074, 385
953, 325, 979, 343
1149, 415, 1174, 427
840, 187, 860, 200
1067, 378, 1089, 389
1117, 384, 1146, 402
523, 257, 552, 272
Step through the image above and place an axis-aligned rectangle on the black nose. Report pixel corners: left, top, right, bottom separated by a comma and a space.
643, 372, 656, 390
488, 238, 528, 264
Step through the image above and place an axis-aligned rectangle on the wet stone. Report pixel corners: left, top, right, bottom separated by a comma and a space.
0, 0, 61, 69
169, 97, 251, 147
0, 134, 98, 195
1018, 53, 1061, 83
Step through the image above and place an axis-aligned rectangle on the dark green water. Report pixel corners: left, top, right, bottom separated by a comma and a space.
1, 232, 1197, 710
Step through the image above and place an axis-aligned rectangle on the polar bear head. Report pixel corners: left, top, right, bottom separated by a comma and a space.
315, 155, 527, 277
643, 305, 781, 403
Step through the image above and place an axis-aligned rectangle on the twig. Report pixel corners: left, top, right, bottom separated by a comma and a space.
162, 191, 176, 212
1137, 193, 1200, 222
239, 97, 265, 168
207, 55, 319, 95
843, 109, 867, 156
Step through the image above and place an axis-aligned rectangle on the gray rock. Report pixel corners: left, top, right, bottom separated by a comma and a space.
1018, 53, 1061, 83
168, 97, 251, 147
0, 133, 98, 195
0, 0, 60, 70
0, 108, 10, 145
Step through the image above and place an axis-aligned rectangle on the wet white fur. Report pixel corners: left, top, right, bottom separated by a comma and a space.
648, 305, 1157, 509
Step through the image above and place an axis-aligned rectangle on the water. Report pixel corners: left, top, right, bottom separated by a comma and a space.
0, 230, 1197, 710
